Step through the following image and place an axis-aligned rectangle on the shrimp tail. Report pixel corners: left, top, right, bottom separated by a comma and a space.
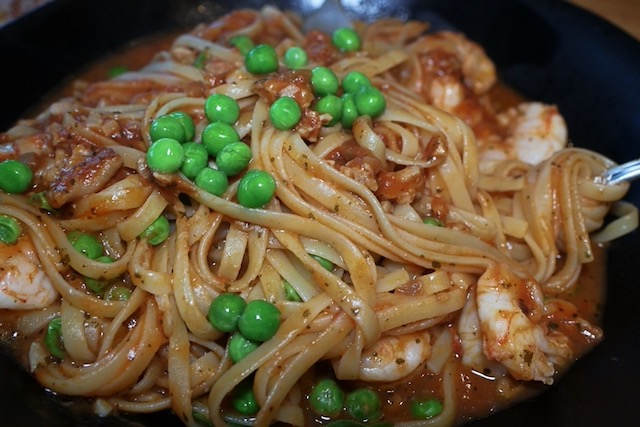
476, 263, 572, 384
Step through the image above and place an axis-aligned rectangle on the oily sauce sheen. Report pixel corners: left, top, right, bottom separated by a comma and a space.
0, 32, 609, 426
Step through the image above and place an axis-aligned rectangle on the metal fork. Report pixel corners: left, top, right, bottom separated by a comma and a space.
302, 0, 351, 33
602, 158, 640, 184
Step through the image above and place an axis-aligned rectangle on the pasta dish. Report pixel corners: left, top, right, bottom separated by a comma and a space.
0, 6, 636, 426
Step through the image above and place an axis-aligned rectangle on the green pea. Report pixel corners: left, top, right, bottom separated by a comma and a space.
236, 169, 276, 209
410, 397, 443, 419
311, 255, 334, 272
204, 93, 240, 125
191, 409, 213, 427
146, 137, 185, 174
208, 293, 247, 333
0, 159, 33, 194
45, 317, 65, 359
67, 231, 103, 259
139, 215, 170, 246
423, 217, 443, 227
342, 71, 371, 94
229, 36, 254, 55
311, 66, 340, 96
237, 300, 281, 342
195, 167, 229, 196
0, 215, 21, 245
332, 27, 361, 52
232, 380, 259, 415
283, 46, 308, 70
345, 388, 382, 422
309, 379, 345, 417
84, 278, 109, 296
201, 121, 240, 157
180, 142, 209, 180
216, 142, 252, 176
84, 255, 114, 294
269, 96, 302, 131
245, 44, 279, 75
150, 115, 186, 143
315, 95, 343, 127
169, 111, 196, 142
108, 65, 128, 78
354, 86, 386, 118
193, 51, 207, 70
29, 192, 54, 212
283, 280, 302, 302
104, 285, 132, 301
228, 332, 260, 363
341, 93, 358, 128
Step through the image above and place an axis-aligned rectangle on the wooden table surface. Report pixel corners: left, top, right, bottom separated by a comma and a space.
568, 0, 640, 40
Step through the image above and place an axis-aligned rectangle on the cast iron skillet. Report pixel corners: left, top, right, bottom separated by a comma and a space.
1, 0, 639, 425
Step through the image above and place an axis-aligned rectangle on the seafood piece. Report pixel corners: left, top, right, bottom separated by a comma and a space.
544, 299, 603, 344
476, 263, 571, 384
457, 287, 507, 378
357, 330, 431, 382
443, 31, 497, 95
0, 237, 58, 310
458, 288, 489, 370
42, 140, 123, 208
429, 77, 465, 112
402, 31, 497, 111
480, 102, 567, 165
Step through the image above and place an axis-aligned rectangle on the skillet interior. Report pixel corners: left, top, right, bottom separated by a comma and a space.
0, 0, 638, 425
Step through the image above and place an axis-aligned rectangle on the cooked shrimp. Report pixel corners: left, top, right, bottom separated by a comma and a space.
476, 263, 571, 384
480, 102, 567, 165
458, 289, 488, 369
458, 288, 507, 380
401, 31, 496, 112
357, 330, 431, 382
436, 31, 496, 95
544, 299, 603, 344
429, 77, 465, 112
40, 139, 123, 209
0, 237, 58, 310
